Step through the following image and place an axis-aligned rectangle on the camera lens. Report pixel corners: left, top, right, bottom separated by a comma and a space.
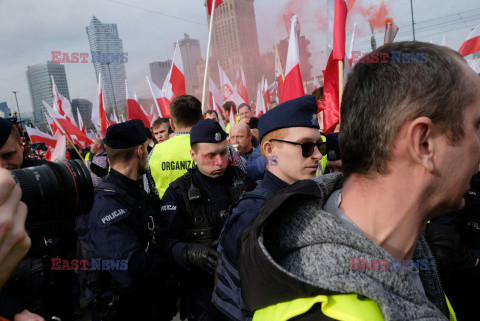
10, 160, 94, 227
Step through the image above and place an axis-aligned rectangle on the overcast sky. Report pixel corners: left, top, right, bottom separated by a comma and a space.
1, 0, 479, 116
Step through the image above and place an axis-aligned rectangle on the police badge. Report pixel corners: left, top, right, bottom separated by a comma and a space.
311, 113, 318, 126
215, 132, 221, 142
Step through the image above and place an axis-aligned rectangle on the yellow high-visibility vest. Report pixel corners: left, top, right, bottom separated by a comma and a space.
148, 134, 195, 198
253, 293, 457, 321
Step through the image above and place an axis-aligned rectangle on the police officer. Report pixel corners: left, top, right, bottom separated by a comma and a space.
75, 119, 175, 321
156, 119, 253, 321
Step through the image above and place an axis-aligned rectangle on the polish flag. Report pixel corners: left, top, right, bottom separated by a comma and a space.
51, 75, 76, 127
50, 131, 67, 162
207, 0, 223, 15
282, 15, 305, 103
211, 95, 226, 130
44, 100, 92, 148
347, 23, 357, 67
235, 69, 241, 91
239, 68, 249, 104
91, 73, 108, 137
76, 109, 87, 137
209, 78, 225, 118
25, 126, 58, 149
126, 79, 151, 128
162, 41, 186, 101
322, 0, 353, 133
229, 105, 236, 126
218, 62, 245, 106
263, 78, 270, 107
459, 24, 480, 57
147, 76, 170, 118
275, 48, 285, 104
313, 77, 321, 91
45, 112, 61, 136
140, 103, 154, 127
256, 83, 267, 118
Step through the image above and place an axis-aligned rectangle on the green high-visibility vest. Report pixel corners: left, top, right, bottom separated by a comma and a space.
253, 293, 457, 321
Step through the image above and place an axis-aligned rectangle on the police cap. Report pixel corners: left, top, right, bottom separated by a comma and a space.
104, 119, 147, 149
258, 95, 319, 142
190, 119, 227, 145
326, 132, 341, 161
0, 117, 13, 149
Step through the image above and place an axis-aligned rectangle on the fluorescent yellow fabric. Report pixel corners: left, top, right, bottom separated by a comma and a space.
445, 295, 457, 321
148, 134, 195, 198
253, 294, 383, 321
320, 134, 327, 174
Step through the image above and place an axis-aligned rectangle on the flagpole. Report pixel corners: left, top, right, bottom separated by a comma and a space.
274, 45, 285, 80
201, 0, 216, 112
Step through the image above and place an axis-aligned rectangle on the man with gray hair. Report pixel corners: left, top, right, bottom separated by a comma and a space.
239, 41, 480, 320
89, 138, 108, 187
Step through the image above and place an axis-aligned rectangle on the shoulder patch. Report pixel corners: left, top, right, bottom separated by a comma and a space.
97, 208, 130, 227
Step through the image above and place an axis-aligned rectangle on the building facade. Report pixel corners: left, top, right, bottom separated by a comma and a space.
149, 60, 172, 89
26, 61, 70, 124
0, 102, 11, 118
178, 33, 202, 94
72, 98, 94, 130
206, 0, 261, 101
86, 16, 126, 117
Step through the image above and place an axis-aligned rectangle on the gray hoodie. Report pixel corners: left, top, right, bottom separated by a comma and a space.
240, 173, 450, 321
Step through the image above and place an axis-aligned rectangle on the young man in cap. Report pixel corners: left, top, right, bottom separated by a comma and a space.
239, 42, 476, 320
213, 95, 325, 321
156, 119, 253, 321
76, 119, 175, 321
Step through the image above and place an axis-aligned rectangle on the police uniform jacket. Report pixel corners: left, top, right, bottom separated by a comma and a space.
82, 169, 167, 288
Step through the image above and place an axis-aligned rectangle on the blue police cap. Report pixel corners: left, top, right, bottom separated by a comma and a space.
104, 119, 147, 149
258, 95, 319, 142
326, 132, 341, 161
0, 117, 13, 149
190, 119, 227, 145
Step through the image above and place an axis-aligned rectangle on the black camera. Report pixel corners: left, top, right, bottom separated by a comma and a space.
10, 160, 94, 227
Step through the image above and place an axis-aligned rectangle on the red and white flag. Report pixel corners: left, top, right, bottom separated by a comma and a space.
229, 105, 236, 126
459, 24, 480, 57
218, 62, 245, 106
76, 109, 86, 137
313, 77, 321, 91
275, 47, 285, 104
25, 126, 58, 149
146, 76, 170, 118
209, 78, 224, 115
207, 0, 223, 15
50, 131, 67, 162
45, 112, 61, 136
282, 15, 305, 102
51, 75, 76, 127
211, 95, 226, 130
256, 83, 267, 118
322, 0, 353, 133
91, 73, 108, 137
263, 78, 270, 107
239, 68, 249, 104
44, 100, 92, 148
162, 41, 186, 101
140, 103, 154, 127
347, 23, 357, 67
126, 79, 151, 128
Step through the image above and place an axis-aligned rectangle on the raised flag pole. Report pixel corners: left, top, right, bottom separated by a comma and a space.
201, 0, 217, 112
338, 60, 344, 109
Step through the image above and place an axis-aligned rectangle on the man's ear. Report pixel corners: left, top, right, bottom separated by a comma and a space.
137, 144, 144, 158
190, 149, 196, 161
169, 119, 176, 132
263, 141, 274, 157
406, 116, 436, 172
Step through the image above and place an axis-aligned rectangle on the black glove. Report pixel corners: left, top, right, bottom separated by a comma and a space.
184, 243, 219, 275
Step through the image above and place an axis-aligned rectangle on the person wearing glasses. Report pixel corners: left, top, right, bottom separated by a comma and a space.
213, 95, 325, 321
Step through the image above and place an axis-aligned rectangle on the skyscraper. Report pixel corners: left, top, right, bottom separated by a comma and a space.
207, 0, 261, 98
178, 33, 202, 94
26, 61, 70, 124
0, 102, 11, 118
86, 16, 126, 117
72, 98, 93, 130
149, 60, 172, 89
